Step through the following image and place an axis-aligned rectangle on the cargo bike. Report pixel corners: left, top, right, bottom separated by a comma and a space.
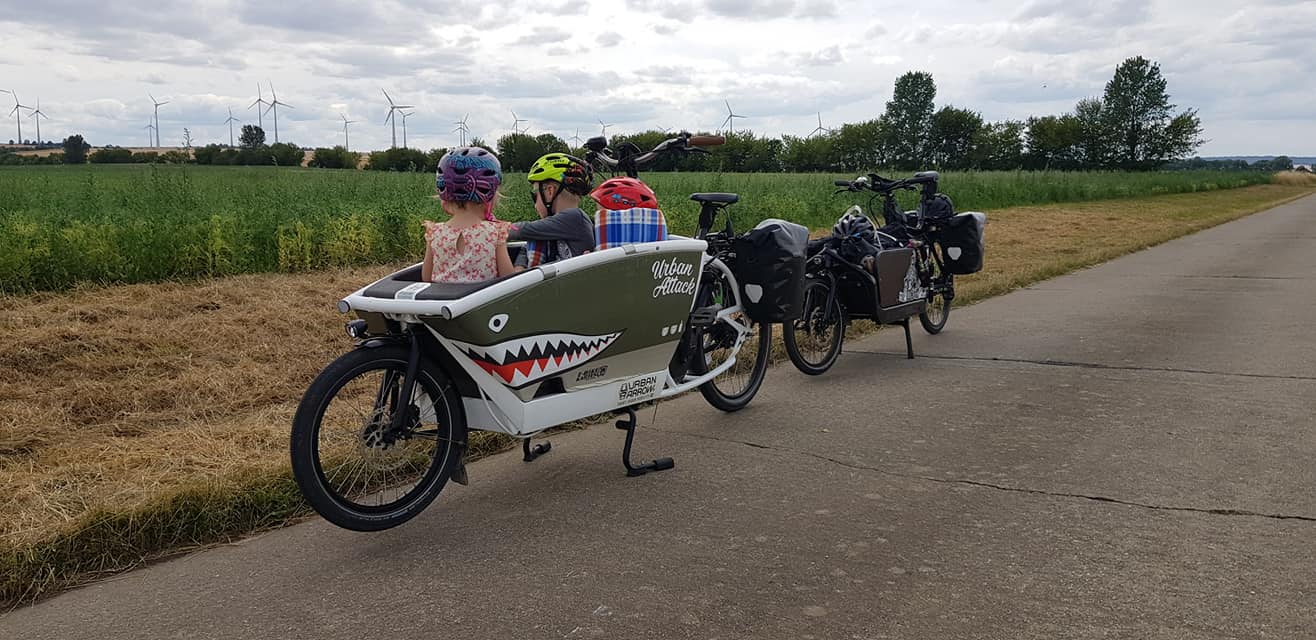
290, 133, 808, 531
782, 171, 986, 375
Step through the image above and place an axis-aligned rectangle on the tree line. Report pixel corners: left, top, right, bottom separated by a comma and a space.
2, 56, 1260, 173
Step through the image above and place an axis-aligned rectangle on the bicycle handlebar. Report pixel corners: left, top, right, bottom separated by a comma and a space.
587, 131, 724, 171
834, 172, 937, 196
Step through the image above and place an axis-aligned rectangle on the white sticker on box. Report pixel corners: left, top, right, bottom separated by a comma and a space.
395, 283, 431, 300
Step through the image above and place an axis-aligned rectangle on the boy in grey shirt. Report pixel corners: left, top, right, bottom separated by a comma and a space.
511, 153, 597, 268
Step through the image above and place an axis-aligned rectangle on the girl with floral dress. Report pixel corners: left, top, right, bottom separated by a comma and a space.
421, 147, 517, 283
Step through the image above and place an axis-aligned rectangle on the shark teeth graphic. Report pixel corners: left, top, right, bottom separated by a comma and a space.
452, 331, 623, 388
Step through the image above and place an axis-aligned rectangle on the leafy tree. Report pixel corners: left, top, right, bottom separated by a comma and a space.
1099, 56, 1204, 169
1025, 114, 1083, 170
239, 125, 266, 149
927, 106, 983, 169
160, 150, 193, 164
365, 147, 428, 171
972, 121, 1025, 170
879, 71, 937, 170
193, 144, 223, 165
269, 142, 305, 166
1073, 97, 1108, 168
309, 146, 362, 169
1267, 156, 1294, 171
89, 147, 134, 164
496, 133, 568, 172
779, 134, 836, 172
61, 135, 90, 164
832, 119, 885, 171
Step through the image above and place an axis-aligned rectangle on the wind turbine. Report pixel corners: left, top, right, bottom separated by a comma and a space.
28, 98, 48, 144
263, 82, 293, 143
8, 89, 31, 143
341, 114, 355, 151
223, 107, 239, 147
570, 128, 582, 147
248, 84, 269, 132
719, 100, 745, 135
810, 112, 828, 137
452, 113, 469, 146
598, 119, 612, 137
510, 110, 527, 135
381, 89, 412, 148
400, 110, 414, 148
144, 123, 157, 147
149, 93, 169, 147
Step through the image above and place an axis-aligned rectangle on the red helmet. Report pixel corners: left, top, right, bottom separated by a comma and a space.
590, 177, 658, 210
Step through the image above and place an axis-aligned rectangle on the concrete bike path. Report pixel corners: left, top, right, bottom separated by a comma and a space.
4, 195, 1314, 639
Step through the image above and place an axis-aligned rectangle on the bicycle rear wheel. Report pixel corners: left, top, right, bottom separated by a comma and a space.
692, 268, 771, 412
919, 247, 952, 335
783, 278, 846, 375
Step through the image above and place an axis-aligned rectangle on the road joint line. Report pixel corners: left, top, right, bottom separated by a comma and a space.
650, 429, 1316, 524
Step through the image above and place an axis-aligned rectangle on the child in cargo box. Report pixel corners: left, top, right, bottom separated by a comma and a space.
509, 153, 598, 268
421, 147, 516, 284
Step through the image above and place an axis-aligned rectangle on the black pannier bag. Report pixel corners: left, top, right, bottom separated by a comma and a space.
732, 218, 809, 322
934, 212, 986, 275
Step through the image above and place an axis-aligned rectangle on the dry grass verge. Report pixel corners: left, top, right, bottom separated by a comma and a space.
2, 182, 1313, 606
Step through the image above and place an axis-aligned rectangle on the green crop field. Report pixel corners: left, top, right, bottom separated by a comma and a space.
0, 164, 1271, 294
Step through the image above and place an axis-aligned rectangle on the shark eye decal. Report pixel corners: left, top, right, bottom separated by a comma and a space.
489, 314, 509, 333
452, 331, 623, 388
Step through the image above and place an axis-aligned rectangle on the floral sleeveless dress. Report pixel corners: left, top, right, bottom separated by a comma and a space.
423, 219, 510, 283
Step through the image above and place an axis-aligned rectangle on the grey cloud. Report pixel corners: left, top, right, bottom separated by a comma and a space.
235, 0, 397, 36
318, 44, 467, 81
598, 32, 623, 47
705, 0, 796, 18
795, 0, 838, 19
513, 26, 573, 45
1015, 0, 1151, 28
635, 66, 698, 85
626, 0, 699, 22
791, 45, 844, 67
5, 1, 223, 43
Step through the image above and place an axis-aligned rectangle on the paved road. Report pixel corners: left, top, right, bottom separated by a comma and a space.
5, 196, 1314, 639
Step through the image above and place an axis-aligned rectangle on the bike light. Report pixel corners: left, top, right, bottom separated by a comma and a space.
345, 319, 368, 339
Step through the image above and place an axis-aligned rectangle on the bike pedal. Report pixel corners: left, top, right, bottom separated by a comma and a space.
688, 305, 719, 327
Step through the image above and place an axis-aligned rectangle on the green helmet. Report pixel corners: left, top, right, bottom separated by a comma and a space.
528, 153, 594, 196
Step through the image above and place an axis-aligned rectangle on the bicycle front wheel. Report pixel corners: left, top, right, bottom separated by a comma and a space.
290, 344, 465, 532
783, 278, 846, 375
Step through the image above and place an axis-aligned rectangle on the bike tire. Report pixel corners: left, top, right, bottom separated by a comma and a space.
691, 269, 771, 412
783, 279, 846, 375
290, 344, 465, 532
919, 248, 952, 335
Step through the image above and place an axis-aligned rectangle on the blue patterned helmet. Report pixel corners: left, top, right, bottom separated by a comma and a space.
437, 147, 502, 203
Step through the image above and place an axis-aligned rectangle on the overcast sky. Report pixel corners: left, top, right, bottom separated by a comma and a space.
1, 0, 1311, 156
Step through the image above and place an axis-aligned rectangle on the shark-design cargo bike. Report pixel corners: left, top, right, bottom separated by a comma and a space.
290, 134, 808, 531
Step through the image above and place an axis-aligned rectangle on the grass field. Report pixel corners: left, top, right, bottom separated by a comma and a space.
0, 165, 1273, 293
2, 177, 1313, 606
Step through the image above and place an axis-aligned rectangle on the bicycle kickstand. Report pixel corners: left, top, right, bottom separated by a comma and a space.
523, 436, 552, 462
616, 405, 675, 477
902, 319, 915, 359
